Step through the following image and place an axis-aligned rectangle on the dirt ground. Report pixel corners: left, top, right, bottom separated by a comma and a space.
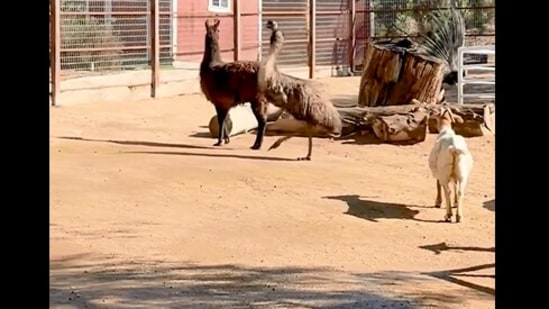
50, 76, 495, 309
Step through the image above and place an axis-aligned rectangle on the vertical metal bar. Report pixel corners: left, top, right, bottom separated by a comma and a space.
50, 0, 61, 106
150, 0, 160, 98
349, 0, 356, 71
368, 0, 375, 39
457, 46, 464, 104
257, 0, 263, 61
308, 0, 316, 79
172, 0, 178, 62
233, 0, 241, 61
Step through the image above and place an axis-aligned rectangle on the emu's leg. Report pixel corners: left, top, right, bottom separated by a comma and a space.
268, 135, 294, 151
214, 105, 228, 146
297, 126, 313, 161
435, 180, 442, 208
442, 182, 453, 222
250, 100, 267, 150
455, 177, 468, 223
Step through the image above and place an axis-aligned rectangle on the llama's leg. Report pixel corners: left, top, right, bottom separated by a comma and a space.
214, 106, 228, 146
297, 127, 313, 161
455, 178, 468, 223
442, 183, 453, 222
250, 100, 267, 150
435, 180, 442, 208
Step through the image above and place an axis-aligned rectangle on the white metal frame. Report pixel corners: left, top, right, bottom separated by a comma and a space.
457, 45, 495, 104
208, 0, 231, 13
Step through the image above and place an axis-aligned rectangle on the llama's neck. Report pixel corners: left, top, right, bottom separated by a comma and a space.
201, 36, 222, 65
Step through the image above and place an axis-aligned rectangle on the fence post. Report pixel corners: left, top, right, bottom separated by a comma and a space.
308, 0, 316, 79
349, 0, 356, 71
50, 0, 61, 106
233, 0, 241, 61
150, 0, 160, 98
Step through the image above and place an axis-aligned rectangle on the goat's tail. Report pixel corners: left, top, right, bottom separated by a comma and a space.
448, 145, 467, 156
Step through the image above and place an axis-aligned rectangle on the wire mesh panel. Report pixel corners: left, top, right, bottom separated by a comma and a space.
315, 0, 351, 75
351, 0, 494, 71
60, 0, 149, 73
59, 0, 172, 82
261, 0, 309, 68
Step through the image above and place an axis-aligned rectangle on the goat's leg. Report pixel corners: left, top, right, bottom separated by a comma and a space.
214, 105, 229, 146
442, 183, 453, 222
250, 100, 267, 150
455, 178, 468, 223
297, 126, 313, 161
435, 180, 442, 208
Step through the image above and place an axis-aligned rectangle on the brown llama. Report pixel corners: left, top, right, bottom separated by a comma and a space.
257, 20, 342, 161
199, 19, 268, 150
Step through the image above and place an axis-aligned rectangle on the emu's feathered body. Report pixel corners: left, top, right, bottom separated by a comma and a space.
200, 19, 267, 149
257, 20, 342, 160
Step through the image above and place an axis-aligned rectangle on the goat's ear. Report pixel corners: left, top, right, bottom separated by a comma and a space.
452, 114, 464, 124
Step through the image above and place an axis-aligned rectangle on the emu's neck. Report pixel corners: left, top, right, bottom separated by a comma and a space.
201, 36, 222, 65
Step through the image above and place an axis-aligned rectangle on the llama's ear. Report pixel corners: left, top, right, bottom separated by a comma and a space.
213, 19, 221, 30
205, 19, 210, 29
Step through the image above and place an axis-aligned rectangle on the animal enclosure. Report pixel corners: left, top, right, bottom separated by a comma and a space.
50, 0, 494, 105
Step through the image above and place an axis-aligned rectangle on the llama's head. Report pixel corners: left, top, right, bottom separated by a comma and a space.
266, 20, 278, 31
204, 18, 221, 42
431, 105, 463, 131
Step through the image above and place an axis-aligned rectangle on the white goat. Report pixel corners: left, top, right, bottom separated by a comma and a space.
428, 106, 474, 223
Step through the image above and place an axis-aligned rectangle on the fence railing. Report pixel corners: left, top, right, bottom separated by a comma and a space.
50, 0, 495, 106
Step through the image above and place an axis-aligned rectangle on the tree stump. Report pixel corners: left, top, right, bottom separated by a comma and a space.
358, 42, 445, 107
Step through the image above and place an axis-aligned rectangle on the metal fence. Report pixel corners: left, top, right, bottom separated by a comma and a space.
50, 0, 494, 105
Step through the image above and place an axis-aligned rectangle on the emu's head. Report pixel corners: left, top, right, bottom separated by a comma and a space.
266, 20, 278, 31
431, 105, 463, 132
204, 18, 220, 43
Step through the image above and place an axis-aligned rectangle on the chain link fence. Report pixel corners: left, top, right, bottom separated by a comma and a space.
50, 0, 495, 104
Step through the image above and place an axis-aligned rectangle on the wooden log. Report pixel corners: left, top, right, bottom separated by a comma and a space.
358, 43, 445, 107
426, 102, 496, 137
208, 103, 284, 138
371, 107, 430, 143
261, 101, 494, 143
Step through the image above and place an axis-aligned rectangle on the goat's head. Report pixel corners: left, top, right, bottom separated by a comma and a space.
266, 20, 278, 30
431, 105, 464, 131
204, 18, 221, 41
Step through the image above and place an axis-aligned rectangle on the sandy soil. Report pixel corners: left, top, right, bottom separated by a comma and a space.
50, 76, 495, 309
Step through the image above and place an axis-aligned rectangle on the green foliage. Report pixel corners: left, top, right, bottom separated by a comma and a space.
372, 0, 494, 37
60, 0, 124, 71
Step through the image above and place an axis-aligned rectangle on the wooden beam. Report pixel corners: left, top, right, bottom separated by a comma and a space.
150, 0, 160, 98
233, 0, 241, 61
50, 0, 61, 106
308, 0, 316, 79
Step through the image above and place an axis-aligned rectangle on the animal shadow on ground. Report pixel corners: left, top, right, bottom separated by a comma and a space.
189, 131, 214, 139
57, 136, 214, 150
124, 150, 297, 162
323, 194, 441, 223
483, 199, 494, 212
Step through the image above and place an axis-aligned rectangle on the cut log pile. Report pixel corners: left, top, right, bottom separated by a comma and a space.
207, 42, 495, 145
